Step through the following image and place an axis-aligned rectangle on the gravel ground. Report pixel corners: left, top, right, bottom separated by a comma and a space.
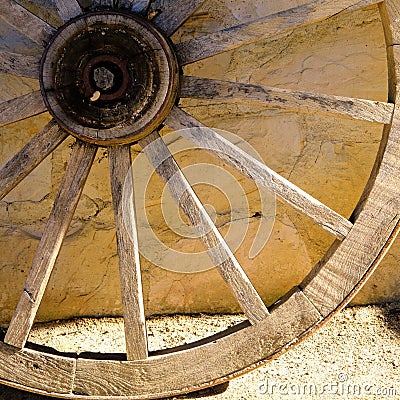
0, 303, 399, 400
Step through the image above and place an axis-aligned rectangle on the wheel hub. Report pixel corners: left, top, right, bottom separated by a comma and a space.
83, 54, 130, 101
40, 12, 179, 146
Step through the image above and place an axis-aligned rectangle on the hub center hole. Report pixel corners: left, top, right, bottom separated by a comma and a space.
90, 61, 124, 94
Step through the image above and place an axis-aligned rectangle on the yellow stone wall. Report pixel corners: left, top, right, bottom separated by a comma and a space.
0, 0, 399, 324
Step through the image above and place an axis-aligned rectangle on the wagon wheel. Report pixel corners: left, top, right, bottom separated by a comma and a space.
0, 0, 399, 397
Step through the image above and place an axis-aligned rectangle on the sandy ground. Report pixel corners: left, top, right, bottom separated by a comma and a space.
0, 303, 399, 400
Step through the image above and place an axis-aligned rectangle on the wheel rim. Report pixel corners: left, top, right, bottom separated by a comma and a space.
0, 0, 399, 398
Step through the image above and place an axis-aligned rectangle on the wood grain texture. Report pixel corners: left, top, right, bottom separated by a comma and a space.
381, 0, 400, 45
54, 0, 82, 22
151, 0, 205, 36
74, 288, 320, 397
181, 76, 395, 124
300, 0, 400, 317
0, 120, 67, 200
302, 50, 400, 316
0, 50, 40, 79
4, 141, 97, 348
165, 107, 353, 240
90, 0, 114, 9
0, 0, 55, 46
130, 0, 150, 15
108, 145, 148, 361
379, 1, 400, 102
0, 342, 75, 394
176, 0, 382, 65
140, 131, 269, 324
40, 12, 179, 146
0, 1, 398, 399
0, 91, 47, 127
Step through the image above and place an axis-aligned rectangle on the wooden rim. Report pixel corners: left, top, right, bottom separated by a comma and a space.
0, 0, 399, 398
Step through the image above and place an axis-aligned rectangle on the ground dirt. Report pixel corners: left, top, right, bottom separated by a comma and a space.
0, 303, 399, 399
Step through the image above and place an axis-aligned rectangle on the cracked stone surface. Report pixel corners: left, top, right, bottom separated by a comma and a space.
0, 1, 399, 323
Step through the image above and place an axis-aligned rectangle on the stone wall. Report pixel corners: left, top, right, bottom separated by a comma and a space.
0, 0, 399, 324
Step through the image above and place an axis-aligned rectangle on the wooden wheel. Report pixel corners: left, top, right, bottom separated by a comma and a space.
0, 0, 399, 398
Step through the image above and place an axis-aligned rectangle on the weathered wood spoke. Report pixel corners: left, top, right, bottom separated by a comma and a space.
0, 50, 40, 79
150, 0, 205, 36
0, 91, 47, 128
0, 120, 67, 200
108, 146, 148, 360
176, 0, 382, 65
166, 107, 353, 240
54, 0, 82, 23
130, 0, 151, 15
0, 0, 55, 46
181, 76, 395, 124
90, 0, 109, 8
139, 131, 269, 324
4, 140, 97, 348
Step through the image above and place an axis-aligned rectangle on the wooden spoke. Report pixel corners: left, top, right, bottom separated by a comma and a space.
139, 131, 269, 324
130, 0, 151, 15
176, 0, 382, 65
54, 0, 82, 23
0, 91, 47, 128
4, 141, 97, 349
0, 0, 398, 397
108, 145, 148, 360
90, 0, 107, 7
0, 50, 40, 79
0, 120, 67, 201
181, 76, 395, 124
74, 289, 321, 397
0, 0, 55, 46
150, 0, 205, 36
165, 107, 353, 240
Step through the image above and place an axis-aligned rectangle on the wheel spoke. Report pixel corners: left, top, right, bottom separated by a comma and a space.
0, 120, 67, 200
0, 0, 55, 46
139, 131, 269, 324
130, 0, 151, 15
4, 140, 97, 348
0, 91, 47, 128
165, 107, 353, 240
181, 76, 395, 124
176, 0, 382, 65
0, 50, 40, 79
150, 0, 205, 36
108, 145, 148, 360
54, 0, 82, 23
91, 0, 113, 9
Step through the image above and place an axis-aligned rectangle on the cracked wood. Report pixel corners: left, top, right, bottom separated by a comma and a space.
109, 145, 148, 360
140, 132, 269, 324
73, 289, 320, 396
151, 0, 205, 36
0, 91, 47, 127
0, 51, 40, 79
165, 107, 353, 240
54, 0, 82, 23
0, 0, 55, 45
176, 0, 382, 65
0, 120, 67, 200
4, 141, 97, 348
181, 76, 394, 124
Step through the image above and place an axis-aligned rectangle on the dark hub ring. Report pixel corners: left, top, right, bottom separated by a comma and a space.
83, 54, 130, 101
40, 12, 179, 146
